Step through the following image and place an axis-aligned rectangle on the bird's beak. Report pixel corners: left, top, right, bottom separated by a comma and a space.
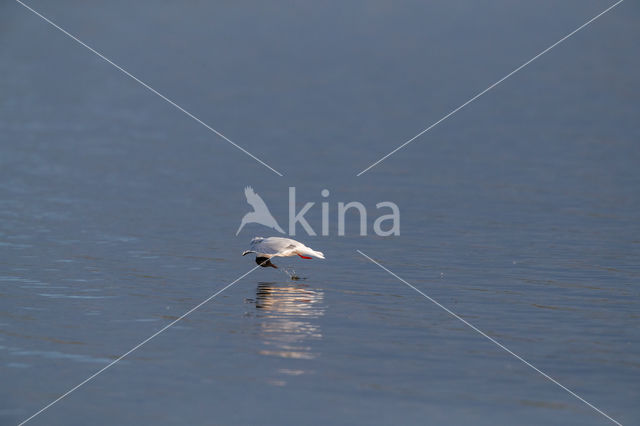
242, 251, 250, 256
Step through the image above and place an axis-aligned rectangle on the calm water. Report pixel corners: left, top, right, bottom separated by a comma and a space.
1, 1, 639, 425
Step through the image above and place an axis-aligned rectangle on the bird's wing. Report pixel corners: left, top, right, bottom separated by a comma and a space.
248, 237, 284, 257
249, 237, 264, 246
276, 244, 300, 257
244, 186, 270, 212
251, 237, 294, 257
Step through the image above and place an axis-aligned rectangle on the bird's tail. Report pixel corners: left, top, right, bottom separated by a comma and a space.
298, 248, 325, 259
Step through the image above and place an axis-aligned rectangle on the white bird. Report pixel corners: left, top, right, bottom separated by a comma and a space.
236, 187, 285, 235
242, 237, 325, 268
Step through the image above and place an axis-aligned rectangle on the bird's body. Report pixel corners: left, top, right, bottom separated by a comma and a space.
242, 237, 325, 268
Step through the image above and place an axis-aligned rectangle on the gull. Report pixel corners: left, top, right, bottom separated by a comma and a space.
242, 237, 325, 268
236, 186, 285, 235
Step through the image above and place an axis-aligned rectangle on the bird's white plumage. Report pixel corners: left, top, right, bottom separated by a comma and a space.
244, 237, 325, 259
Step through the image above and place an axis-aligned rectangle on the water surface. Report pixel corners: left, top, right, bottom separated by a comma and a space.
1, 1, 639, 425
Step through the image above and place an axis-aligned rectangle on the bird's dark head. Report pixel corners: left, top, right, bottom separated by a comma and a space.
255, 256, 277, 269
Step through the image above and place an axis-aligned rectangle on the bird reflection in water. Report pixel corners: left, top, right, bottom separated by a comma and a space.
255, 281, 324, 362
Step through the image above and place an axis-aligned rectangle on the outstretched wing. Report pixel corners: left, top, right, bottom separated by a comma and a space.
249, 237, 293, 257
244, 186, 270, 212
247, 237, 275, 256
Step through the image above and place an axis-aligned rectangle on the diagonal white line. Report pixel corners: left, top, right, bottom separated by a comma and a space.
18, 264, 262, 426
356, 250, 622, 425
357, 0, 624, 176
15, 0, 284, 177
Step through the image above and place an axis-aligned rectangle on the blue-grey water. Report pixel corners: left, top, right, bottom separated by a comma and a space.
1, 1, 639, 425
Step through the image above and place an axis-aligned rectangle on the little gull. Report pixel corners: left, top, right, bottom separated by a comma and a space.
242, 237, 325, 268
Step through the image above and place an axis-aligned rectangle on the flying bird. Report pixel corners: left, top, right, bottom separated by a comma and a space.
236, 187, 285, 235
242, 237, 325, 268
